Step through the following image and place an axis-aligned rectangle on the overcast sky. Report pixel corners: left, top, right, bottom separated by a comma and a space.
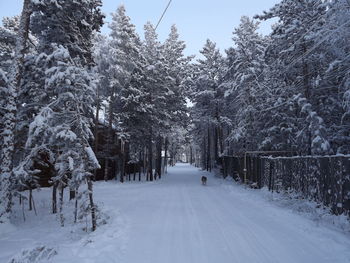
0, 0, 280, 56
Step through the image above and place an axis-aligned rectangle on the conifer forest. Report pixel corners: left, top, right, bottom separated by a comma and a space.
1, 1, 350, 262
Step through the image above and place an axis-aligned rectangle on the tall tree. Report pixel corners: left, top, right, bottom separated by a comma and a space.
160, 24, 191, 176
26, 45, 101, 229
256, 0, 331, 155
191, 39, 225, 169
224, 16, 266, 153
21, 0, 104, 230
0, 0, 32, 222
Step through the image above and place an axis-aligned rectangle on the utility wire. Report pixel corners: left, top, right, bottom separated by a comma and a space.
155, 0, 173, 30
120, 0, 173, 90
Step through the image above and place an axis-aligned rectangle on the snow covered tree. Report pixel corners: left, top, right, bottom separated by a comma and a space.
314, 0, 350, 154
14, 0, 104, 229
108, 5, 144, 179
0, 16, 18, 74
0, 70, 14, 222
31, 0, 104, 66
160, 24, 192, 175
141, 22, 168, 180
93, 5, 146, 182
191, 39, 225, 170
26, 45, 100, 229
294, 95, 330, 155
0, 0, 32, 222
224, 16, 266, 153
255, 0, 331, 155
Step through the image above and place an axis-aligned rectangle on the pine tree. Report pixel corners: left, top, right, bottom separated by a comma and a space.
224, 16, 266, 153
26, 45, 100, 229
256, 0, 330, 155
142, 22, 167, 180
160, 24, 192, 176
191, 39, 225, 169
31, 0, 104, 66
109, 5, 144, 180
0, 16, 18, 74
315, 0, 350, 153
0, 69, 14, 222
21, 0, 104, 229
93, 5, 146, 181
0, 0, 32, 222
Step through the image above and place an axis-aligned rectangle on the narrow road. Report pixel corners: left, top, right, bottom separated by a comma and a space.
94, 163, 350, 263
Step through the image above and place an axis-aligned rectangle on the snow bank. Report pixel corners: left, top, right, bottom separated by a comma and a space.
220, 177, 350, 234
8, 245, 57, 263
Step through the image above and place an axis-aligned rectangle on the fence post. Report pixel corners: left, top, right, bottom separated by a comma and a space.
343, 157, 350, 217
268, 160, 274, 192
258, 157, 263, 188
244, 153, 247, 184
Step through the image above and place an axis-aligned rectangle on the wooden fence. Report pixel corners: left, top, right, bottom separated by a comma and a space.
222, 155, 350, 216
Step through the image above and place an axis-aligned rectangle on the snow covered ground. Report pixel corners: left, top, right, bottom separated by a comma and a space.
1, 163, 350, 263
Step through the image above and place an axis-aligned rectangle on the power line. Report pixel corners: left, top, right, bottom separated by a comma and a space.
119, 0, 174, 95
155, 0, 173, 30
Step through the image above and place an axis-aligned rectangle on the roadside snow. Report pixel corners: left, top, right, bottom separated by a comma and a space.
219, 177, 350, 234
1, 163, 350, 263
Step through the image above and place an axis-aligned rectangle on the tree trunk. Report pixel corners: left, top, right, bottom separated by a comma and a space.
74, 189, 78, 223
156, 136, 162, 179
139, 152, 142, 181
107, 89, 115, 180
164, 138, 168, 173
148, 139, 153, 182
29, 189, 32, 211
120, 158, 124, 183
93, 87, 100, 181
59, 184, 64, 227
52, 183, 57, 214
190, 146, 193, 165
87, 178, 97, 231
114, 160, 118, 181
69, 188, 75, 200
104, 158, 109, 181
133, 164, 136, 181
214, 127, 218, 165
219, 127, 224, 156
207, 127, 211, 171
143, 147, 147, 180
203, 138, 206, 169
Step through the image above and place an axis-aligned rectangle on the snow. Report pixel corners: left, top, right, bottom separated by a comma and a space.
56, 130, 77, 142
0, 220, 16, 235
1, 163, 350, 263
68, 156, 74, 171
84, 146, 100, 169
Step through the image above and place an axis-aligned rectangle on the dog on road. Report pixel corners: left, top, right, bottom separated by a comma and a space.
201, 176, 207, 185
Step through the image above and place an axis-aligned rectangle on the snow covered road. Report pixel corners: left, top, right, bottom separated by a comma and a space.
2, 163, 350, 263
95, 163, 350, 263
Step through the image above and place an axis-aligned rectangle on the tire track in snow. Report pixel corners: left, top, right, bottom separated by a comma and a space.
181, 185, 209, 263
205, 185, 282, 263
188, 184, 241, 262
